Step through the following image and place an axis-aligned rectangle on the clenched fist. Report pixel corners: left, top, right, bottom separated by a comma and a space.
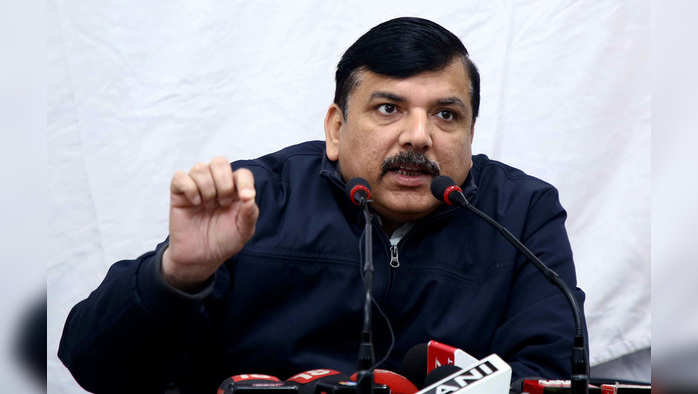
162, 157, 259, 291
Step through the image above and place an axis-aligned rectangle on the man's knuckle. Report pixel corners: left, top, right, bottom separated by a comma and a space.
235, 168, 254, 182
191, 162, 208, 173
171, 171, 189, 188
200, 182, 216, 196
211, 156, 229, 166
218, 181, 234, 194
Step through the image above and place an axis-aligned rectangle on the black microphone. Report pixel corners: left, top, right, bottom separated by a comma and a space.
430, 176, 589, 394
400, 341, 479, 389
345, 178, 376, 394
400, 344, 428, 389
346, 178, 372, 207
422, 365, 462, 388
430, 176, 469, 207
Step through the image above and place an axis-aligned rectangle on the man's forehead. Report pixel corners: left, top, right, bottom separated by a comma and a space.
351, 60, 471, 104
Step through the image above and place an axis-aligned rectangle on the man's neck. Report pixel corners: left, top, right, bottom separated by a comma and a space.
381, 223, 400, 237
379, 215, 406, 237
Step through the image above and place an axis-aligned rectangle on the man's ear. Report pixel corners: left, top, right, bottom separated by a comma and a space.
324, 103, 344, 161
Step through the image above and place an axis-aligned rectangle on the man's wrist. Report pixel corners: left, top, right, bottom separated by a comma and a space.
161, 247, 211, 293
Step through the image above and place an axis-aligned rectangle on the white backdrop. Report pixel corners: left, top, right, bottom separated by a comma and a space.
47, 1, 650, 392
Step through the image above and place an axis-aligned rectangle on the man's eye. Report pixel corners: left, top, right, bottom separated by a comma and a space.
436, 110, 455, 121
377, 104, 397, 115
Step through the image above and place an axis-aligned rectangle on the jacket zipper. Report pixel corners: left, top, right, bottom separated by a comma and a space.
387, 221, 414, 269
378, 211, 453, 298
389, 244, 400, 268
382, 229, 413, 299
320, 165, 463, 295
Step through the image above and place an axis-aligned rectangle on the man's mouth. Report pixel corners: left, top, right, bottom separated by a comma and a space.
381, 151, 440, 179
393, 167, 431, 177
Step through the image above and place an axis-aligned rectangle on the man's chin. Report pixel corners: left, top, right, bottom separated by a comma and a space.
371, 195, 440, 225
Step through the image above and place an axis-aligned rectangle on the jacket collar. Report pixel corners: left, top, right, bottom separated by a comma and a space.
319, 152, 346, 191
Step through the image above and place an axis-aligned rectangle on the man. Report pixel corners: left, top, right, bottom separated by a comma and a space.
59, 17, 585, 393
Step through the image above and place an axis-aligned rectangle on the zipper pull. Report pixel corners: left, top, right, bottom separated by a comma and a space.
389, 245, 400, 268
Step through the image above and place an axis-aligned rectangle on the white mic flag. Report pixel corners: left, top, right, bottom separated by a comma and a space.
417, 354, 512, 394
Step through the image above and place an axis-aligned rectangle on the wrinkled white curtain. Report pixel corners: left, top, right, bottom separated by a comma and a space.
47, 1, 650, 391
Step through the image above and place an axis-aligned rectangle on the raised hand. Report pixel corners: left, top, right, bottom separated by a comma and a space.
162, 157, 259, 291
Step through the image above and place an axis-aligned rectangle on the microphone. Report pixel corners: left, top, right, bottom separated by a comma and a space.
287, 369, 390, 394
401, 344, 428, 388
416, 354, 511, 394
346, 178, 372, 207
350, 369, 418, 394
218, 374, 298, 394
430, 176, 468, 207
315, 380, 389, 394
510, 379, 650, 393
286, 369, 346, 394
345, 177, 376, 394
517, 379, 591, 394
430, 176, 589, 394
401, 341, 479, 388
422, 365, 462, 388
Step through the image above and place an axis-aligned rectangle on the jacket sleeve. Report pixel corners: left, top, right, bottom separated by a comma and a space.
489, 186, 587, 381
58, 240, 225, 393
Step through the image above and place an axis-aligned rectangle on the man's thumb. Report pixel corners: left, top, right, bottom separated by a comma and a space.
236, 199, 259, 241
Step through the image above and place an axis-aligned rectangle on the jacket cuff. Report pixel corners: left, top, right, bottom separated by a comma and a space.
137, 243, 216, 315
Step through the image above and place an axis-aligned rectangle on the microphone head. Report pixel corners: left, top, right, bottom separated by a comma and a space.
423, 365, 462, 388
349, 369, 418, 394
509, 377, 545, 394
430, 176, 463, 206
400, 343, 427, 389
286, 369, 347, 394
218, 374, 283, 394
345, 177, 372, 206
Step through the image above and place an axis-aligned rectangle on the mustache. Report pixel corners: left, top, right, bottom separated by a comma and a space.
380, 151, 441, 178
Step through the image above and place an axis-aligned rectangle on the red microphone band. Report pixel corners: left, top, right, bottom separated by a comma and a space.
350, 184, 371, 206
443, 185, 462, 206
231, 374, 280, 383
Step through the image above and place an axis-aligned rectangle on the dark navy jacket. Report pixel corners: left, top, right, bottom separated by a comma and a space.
59, 141, 585, 393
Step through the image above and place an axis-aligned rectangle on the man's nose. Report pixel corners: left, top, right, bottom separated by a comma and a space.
398, 110, 432, 150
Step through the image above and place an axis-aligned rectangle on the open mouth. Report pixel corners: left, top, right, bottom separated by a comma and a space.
381, 151, 440, 179
393, 167, 431, 177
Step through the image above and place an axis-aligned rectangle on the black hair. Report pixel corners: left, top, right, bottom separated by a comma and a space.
334, 17, 480, 121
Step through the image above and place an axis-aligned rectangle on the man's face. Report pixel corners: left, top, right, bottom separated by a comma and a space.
325, 58, 474, 227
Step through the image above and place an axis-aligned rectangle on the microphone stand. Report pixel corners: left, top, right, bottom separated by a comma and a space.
456, 192, 589, 394
356, 202, 375, 394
